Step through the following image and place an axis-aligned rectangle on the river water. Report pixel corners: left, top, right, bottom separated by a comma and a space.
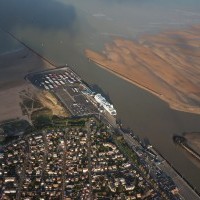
0, 0, 200, 191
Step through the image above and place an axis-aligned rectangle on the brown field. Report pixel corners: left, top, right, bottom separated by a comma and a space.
85, 25, 200, 114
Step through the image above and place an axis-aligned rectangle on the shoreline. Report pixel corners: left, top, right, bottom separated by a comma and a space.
0, 48, 55, 122
152, 145, 200, 198
0, 84, 31, 122
0, 47, 55, 91
85, 25, 200, 116
23, 66, 200, 198
87, 57, 200, 115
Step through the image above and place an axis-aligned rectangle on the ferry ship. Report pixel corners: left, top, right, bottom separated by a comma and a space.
94, 94, 117, 116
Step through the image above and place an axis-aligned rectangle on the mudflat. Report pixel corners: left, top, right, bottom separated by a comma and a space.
85, 25, 200, 114
0, 48, 54, 90
0, 48, 54, 122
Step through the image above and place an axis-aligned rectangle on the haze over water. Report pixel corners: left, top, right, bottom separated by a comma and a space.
1, 0, 200, 191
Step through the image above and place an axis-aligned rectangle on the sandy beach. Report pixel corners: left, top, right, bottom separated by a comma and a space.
85, 25, 200, 115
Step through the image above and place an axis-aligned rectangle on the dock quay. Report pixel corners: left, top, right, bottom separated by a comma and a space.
26, 66, 117, 123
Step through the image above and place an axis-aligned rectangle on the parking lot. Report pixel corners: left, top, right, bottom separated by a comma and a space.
27, 67, 99, 116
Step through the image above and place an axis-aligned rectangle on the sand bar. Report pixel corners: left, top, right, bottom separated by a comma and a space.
85, 25, 200, 114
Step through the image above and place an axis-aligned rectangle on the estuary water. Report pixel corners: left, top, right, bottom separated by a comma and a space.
0, 0, 200, 191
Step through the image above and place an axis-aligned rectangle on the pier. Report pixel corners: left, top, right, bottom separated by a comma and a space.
173, 135, 200, 162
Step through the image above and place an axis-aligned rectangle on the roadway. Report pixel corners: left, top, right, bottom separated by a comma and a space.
16, 138, 30, 200
26, 67, 200, 200
158, 156, 200, 200
124, 133, 200, 200
86, 122, 93, 200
